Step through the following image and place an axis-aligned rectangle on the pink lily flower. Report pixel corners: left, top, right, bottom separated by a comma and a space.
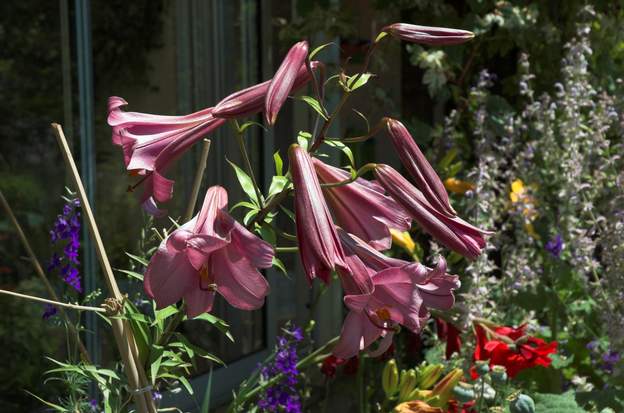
265, 41, 309, 125
289, 144, 348, 284
108, 97, 226, 215
143, 186, 273, 318
374, 164, 491, 260
312, 158, 411, 250
213, 61, 321, 119
333, 229, 460, 359
383, 23, 475, 46
386, 118, 456, 217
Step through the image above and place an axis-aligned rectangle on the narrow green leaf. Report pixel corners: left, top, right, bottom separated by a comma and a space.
178, 376, 194, 395
268, 176, 289, 198
238, 120, 266, 133
274, 151, 283, 176
309, 42, 335, 59
347, 73, 373, 91
150, 354, 163, 384
24, 391, 68, 412
298, 96, 328, 120
200, 366, 214, 413
115, 268, 144, 281
243, 208, 259, 226
439, 147, 458, 170
297, 131, 312, 151
324, 139, 355, 167
272, 257, 288, 276
125, 252, 148, 266
227, 158, 260, 205
375, 31, 388, 43
230, 201, 258, 213
352, 108, 370, 132
259, 223, 276, 246
279, 205, 296, 222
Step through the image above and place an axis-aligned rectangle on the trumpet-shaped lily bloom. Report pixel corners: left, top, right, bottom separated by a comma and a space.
213, 61, 321, 119
312, 158, 411, 250
374, 164, 491, 260
383, 23, 475, 46
386, 118, 456, 217
289, 144, 348, 284
108, 97, 226, 215
265, 41, 309, 125
333, 229, 460, 359
144, 186, 273, 318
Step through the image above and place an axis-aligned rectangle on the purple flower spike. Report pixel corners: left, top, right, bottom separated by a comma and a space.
48, 197, 82, 292
545, 234, 563, 258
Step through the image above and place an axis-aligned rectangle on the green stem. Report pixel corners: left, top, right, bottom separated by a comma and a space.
319, 163, 378, 188
158, 302, 186, 346
357, 355, 366, 413
233, 121, 265, 209
275, 246, 299, 253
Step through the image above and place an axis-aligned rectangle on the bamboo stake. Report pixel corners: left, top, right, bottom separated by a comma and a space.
51, 123, 155, 413
184, 138, 211, 221
0, 288, 106, 313
0, 189, 92, 362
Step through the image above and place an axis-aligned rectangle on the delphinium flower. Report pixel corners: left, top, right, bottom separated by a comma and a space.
48, 197, 82, 292
42, 303, 58, 320
545, 234, 563, 258
258, 326, 304, 413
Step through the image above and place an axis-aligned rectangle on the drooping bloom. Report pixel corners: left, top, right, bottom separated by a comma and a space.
383, 23, 475, 46
312, 158, 411, 250
144, 186, 273, 317
386, 118, 455, 216
333, 229, 460, 359
108, 97, 226, 215
375, 164, 490, 260
473, 323, 557, 378
213, 61, 321, 119
265, 41, 309, 125
288, 144, 348, 284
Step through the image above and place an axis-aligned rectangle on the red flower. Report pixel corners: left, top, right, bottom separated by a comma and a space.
473, 323, 557, 378
436, 318, 462, 359
447, 400, 476, 413
320, 355, 344, 378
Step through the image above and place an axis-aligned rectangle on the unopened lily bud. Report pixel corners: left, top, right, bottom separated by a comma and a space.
452, 382, 475, 403
417, 364, 443, 390
429, 368, 464, 407
383, 359, 400, 397
510, 394, 536, 413
475, 360, 490, 376
491, 365, 508, 384
398, 369, 418, 402
394, 400, 443, 413
383, 23, 475, 46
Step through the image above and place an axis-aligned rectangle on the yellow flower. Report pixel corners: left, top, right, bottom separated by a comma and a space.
524, 223, 540, 240
394, 400, 443, 413
509, 179, 526, 203
444, 177, 475, 195
390, 229, 416, 254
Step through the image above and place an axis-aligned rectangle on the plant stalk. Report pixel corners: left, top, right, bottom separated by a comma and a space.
184, 139, 211, 222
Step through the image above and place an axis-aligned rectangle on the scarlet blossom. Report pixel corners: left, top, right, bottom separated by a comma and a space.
320, 355, 345, 378
265, 40, 309, 125
374, 164, 491, 260
312, 157, 411, 250
144, 186, 273, 318
108, 97, 226, 215
446, 400, 476, 413
436, 318, 462, 360
383, 23, 475, 46
289, 144, 348, 284
213, 61, 321, 119
386, 118, 455, 217
473, 323, 557, 378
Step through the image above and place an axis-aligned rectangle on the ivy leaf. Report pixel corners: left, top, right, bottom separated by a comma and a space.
227, 158, 261, 205
298, 95, 328, 120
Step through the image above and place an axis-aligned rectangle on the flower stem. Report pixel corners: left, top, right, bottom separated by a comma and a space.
0, 288, 106, 313
275, 246, 299, 253
233, 121, 265, 209
184, 139, 211, 221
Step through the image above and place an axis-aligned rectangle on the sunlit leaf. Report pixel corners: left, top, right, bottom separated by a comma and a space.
309, 42, 335, 59
298, 95, 328, 120
227, 158, 260, 205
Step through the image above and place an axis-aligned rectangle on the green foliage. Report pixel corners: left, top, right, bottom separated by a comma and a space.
533, 391, 585, 413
